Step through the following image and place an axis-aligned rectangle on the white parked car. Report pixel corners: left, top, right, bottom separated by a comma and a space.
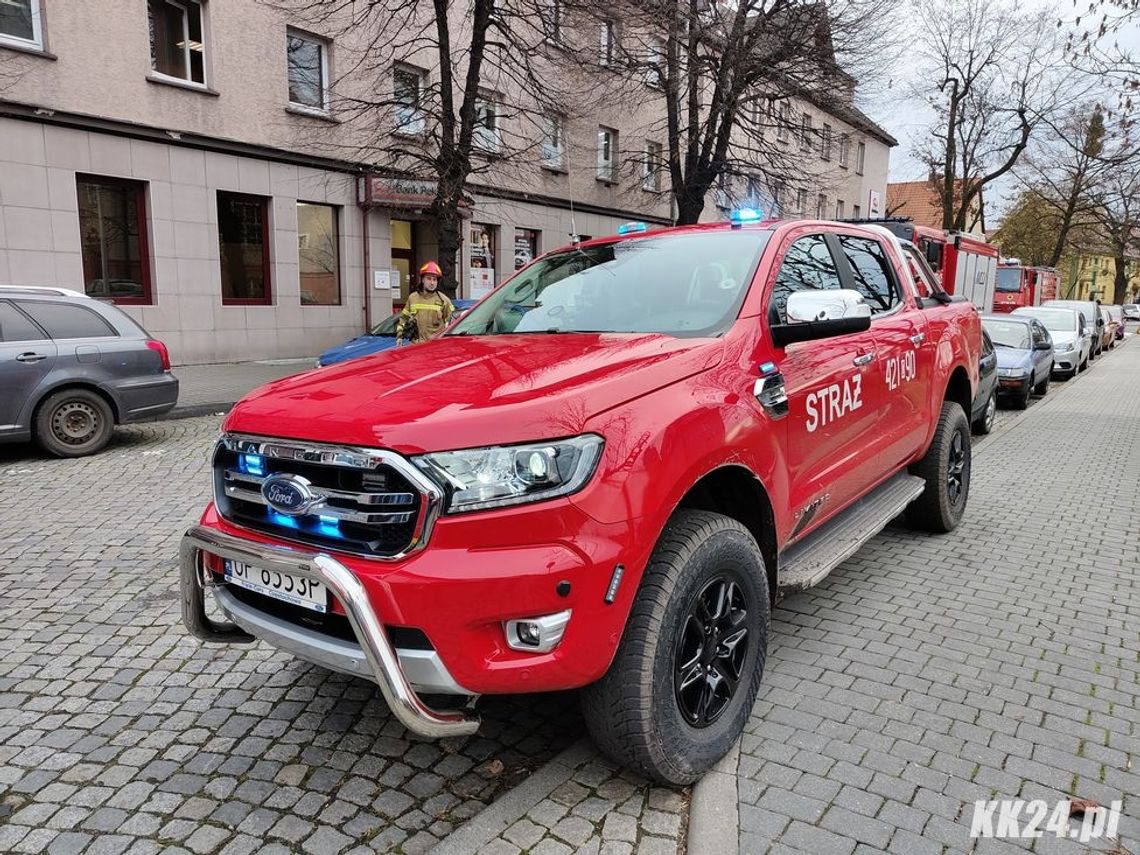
1013, 305, 1091, 378
1123, 303, 1139, 320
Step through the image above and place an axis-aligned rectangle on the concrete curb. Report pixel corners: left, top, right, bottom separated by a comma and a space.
164, 402, 236, 420
687, 738, 741, 855
429, 738, 596, 855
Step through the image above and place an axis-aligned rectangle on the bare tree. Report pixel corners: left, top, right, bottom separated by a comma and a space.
913, 0, 1081, 232
1094, 157, 1140, 303
581, 0, 900, 224
275, 0, 593, 295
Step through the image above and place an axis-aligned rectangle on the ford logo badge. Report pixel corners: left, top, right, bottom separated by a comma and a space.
261, 474, 315, 516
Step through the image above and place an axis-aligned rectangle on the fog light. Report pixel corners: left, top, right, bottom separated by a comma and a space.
505, 610, 572, 653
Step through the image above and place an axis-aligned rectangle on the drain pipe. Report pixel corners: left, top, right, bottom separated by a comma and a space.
361, 195, 373, 333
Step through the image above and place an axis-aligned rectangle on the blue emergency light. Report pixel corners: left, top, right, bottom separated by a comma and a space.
240, 453, 265, 476
617, 221, 648, 235
731, 208, 764, 227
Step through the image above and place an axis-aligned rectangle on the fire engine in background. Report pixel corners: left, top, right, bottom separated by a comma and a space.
991, 262, 1060, 313
858, 219, 999, 313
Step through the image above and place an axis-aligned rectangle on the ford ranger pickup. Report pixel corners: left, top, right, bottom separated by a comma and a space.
180, 216, 981, 784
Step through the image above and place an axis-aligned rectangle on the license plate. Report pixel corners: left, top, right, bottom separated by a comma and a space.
224, 560, 327, 613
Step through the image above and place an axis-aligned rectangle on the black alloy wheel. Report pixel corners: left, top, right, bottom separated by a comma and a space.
947, 430, 967, 509
674, 576, 750, 727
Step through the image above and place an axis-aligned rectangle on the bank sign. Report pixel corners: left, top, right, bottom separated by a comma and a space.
358, 176, 472, 216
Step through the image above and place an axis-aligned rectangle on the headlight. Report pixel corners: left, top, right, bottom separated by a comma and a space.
414, 435, 604, 513
998, 368, 1026, 378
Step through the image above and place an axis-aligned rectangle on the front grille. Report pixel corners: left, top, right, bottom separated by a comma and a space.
212, 434, 437, 558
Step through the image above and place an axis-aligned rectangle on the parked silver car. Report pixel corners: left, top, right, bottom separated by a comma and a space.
1012, 305, 1091, 377
1042, 299, 1105, 360
0, 286, 179, 457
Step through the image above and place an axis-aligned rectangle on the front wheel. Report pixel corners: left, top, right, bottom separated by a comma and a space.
1033, 368, 1050, 396
972, 390, 996, 436
581, 510, 770, 785
906, 401, 971, 533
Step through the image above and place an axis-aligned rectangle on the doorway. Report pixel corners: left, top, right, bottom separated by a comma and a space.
391, 219, 416, 309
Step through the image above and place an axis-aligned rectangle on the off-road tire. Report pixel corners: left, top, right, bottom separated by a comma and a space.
906, 401, 971, 533
34, 388, 115, 458
972, 390, 996, 436
581, 510, 770, 785
1033, 368, 1050, 396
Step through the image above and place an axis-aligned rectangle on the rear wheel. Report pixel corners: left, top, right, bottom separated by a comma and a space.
34, 388, 115, 458
581, 510, 769, 785
906, 402, 971, 533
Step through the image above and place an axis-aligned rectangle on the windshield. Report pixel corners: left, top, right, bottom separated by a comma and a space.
447, 231, 771, 338
370, 315, 400, 336
1047, 301, 1095, 324
1016, 308, 1076, 332
996, 269, 1022, 293
983, 319, 1031, 349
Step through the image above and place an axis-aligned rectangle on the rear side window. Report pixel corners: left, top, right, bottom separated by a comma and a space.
0, 302, 47, 342
836, 235, 902, 315
769, 234, 842, 323
16, 301, 117, 339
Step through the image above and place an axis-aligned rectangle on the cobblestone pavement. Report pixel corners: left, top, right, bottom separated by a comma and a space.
0, 419, 584, 855
170, 361, 309, 412
737, 341, 1140, 853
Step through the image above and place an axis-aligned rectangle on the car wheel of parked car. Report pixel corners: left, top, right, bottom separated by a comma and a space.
581, 509, 769, 785
1033, 368, 1050, 396
906, 401, 971, 533
1011, 380, 1031, 410
972, 391, 996, 436
34, 388, 115, 458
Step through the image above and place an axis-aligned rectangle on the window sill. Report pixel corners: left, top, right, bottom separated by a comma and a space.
222, 300, 273, 307
393, 128, 427, 140
286, 104, 339, 123
0, 40, 56, 60
541, 164, 568, 175
146, 73, 220, 97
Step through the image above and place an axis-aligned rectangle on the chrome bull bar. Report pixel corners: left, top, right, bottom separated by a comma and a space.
179, 524, 480, 738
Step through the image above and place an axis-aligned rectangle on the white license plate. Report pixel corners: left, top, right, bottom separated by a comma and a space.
224, 560, 327, 613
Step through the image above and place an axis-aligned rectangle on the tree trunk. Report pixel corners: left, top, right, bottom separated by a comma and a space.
431, 171, 466, 299
1114, 254, 1129, 305
675, 185, 707, 225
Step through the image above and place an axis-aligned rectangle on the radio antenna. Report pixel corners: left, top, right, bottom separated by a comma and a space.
566, 140, 579, 244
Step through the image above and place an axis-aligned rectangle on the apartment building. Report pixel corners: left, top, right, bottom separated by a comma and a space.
0, 0, 894, 364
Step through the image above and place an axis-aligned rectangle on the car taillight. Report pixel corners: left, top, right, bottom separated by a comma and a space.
146, 339, 171, 371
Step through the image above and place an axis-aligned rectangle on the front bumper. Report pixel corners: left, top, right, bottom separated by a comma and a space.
996, 376, 1031, 397
180, 524, 480, 738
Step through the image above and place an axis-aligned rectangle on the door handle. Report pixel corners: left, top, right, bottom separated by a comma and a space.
852, 352, 874, 366
909, 332, 926, 346
15, 352, 48, 363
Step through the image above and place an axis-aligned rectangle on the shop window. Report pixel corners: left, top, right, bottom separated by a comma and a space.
514, 228, 539, 270
217, 191, 271, 305
469, 223, 497, 298
0, 0, 42, 50
287, 30, 329, 113
148, 0, 206, 85
76, 175, 153, 305
297, 202, 340, 305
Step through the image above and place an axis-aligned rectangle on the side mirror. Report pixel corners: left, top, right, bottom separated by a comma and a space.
1034, 340, 1051, 351
771, 289, 872, 348
926, 242, 943, 267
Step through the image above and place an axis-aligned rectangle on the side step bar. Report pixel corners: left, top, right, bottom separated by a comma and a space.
778, 472, 926, 595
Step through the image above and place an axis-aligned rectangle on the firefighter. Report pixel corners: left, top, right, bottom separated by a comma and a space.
396, 261, 455, 345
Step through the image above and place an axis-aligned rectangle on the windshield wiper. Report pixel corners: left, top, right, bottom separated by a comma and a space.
991, 341, 1017, 348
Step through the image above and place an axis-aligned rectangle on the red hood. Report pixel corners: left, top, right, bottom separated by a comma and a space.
224, 333, 724, 453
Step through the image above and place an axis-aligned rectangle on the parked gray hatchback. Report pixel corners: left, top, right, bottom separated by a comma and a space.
0, 286, 178, 457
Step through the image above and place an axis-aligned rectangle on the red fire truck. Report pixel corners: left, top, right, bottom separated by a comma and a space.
991, 262, 1060, 313
871, 220, 999, 312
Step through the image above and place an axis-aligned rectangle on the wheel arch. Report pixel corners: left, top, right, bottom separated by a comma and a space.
31, 381, 122, 426
674, 464, 778, 602
943, 364, 972, 418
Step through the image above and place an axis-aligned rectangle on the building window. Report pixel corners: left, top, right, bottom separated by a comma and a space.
821, 124, 832, 161
796, 188, 807, 217
800, 114, 813, 150
148, 0, 206, 85
393, 65, 425, 135
76, 175, 153, 305
853, 204, 862, 218
0, 0, 42, 50
856, 141, 866, 175
646, 38, 664, 87
514, 228, 539, 270
542, 114, 565, 171
542, 0, 562, 43
715, 175, 731, 210
217, 192, 271, 305
297, 202, 339, 306
287, 31, 329, 113
599, 21, 615, 66
772, 182, 784, 215
643, 141, 663, 192
474, 95, 501, 152
816, 194, 827, 219
835, 199, 845, 219
597, 127, 616, 183
778, 103, 791, 142
839, 134, 850, 168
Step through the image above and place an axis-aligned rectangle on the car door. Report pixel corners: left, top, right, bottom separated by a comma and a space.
1029, 320, 1052, 382
763, 231, 883, 536
0, 300, 57, 436
834, 232, 932, 471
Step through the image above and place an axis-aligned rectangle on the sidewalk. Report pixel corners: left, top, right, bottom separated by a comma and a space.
168, 358, 314, 417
